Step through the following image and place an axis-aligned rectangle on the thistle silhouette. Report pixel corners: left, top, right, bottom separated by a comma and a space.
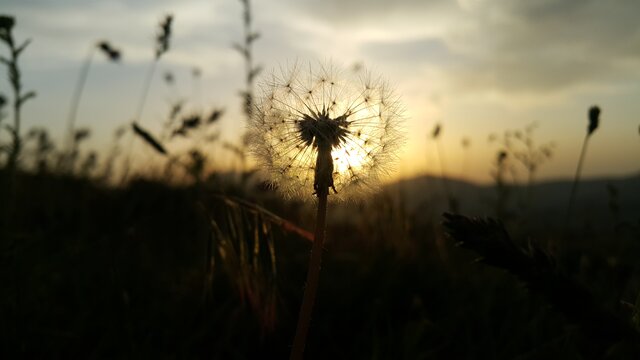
247, 61, 403, 359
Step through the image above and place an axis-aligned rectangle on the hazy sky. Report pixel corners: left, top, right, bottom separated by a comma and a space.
2, 0, 640, 183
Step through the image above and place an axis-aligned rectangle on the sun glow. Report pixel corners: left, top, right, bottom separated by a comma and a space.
332, 145, 367, 175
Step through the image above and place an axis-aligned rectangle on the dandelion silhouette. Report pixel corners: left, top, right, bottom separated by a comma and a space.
248, 61, 404, 359
248, 62, 403, 201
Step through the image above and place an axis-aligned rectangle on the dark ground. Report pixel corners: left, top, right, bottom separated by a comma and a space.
2, 170, 640, 359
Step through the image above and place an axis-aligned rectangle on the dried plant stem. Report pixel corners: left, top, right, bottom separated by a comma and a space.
121, 59, 158, 182
290, 191, 327, 360
566, 133, 590, 227
64, 47, 95, 161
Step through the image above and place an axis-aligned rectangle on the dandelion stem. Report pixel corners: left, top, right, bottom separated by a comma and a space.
290, 190, 327, 360
290, 142, 334, 360
566, 133, 590, 227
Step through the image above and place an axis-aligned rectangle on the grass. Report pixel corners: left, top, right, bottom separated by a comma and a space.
1, 169, 639, 358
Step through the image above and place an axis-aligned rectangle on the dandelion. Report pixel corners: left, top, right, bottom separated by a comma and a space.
248, 62, 403, 201
247, 61, 404, 359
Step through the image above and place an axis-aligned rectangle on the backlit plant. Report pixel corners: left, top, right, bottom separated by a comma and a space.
247, 61, 404, 359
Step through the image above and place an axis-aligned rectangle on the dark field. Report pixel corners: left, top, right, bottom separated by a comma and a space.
2, 170, 640, 358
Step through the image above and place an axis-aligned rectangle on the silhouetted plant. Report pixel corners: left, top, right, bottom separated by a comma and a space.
234, 0, 261, 122
232, 0, 261, 171
78, 151, 97, 178
442, 212, 639, 357
122, 14, 173, 180
154, 69, 225, 182
567, 106, 601, 227
203, 195, 314, 333
490, 123, 555, 210
247, 61, 404, 359
25, 127, 55, 173
0, 92, 7, 159
100, 125, 126, 182
62, 39, 121, 172
132, 122, 167, 155
187, 149, 205, 182
0, 92, 6, 123
162, 104, 223, 182
0, 14, 36, 171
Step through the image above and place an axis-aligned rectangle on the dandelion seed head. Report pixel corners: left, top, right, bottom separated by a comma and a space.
247, 61, 405, 200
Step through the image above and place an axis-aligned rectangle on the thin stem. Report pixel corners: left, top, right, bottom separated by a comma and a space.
64, 46, 95, 158
242, 0, 253, 119
566, 133, 590, 228
120, 59, 158, 183
5, 35, 21, 171
290, 191, 327, 360
135, 59, 158, 123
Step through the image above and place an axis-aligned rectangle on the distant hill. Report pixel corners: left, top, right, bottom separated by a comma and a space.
386, 174, 640, 229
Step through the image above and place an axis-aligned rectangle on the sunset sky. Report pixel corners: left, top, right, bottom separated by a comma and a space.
2, 0, 640, 184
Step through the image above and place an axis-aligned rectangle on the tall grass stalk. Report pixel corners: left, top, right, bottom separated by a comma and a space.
121, 15, 172, 182
63, 41, 119, 172
232, 0, 261, 173
64, 47, 94, 160
566, 106, 600, 227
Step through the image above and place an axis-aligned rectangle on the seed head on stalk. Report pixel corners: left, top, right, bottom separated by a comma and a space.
247, 61, 404, 201
248, 61, 404, 359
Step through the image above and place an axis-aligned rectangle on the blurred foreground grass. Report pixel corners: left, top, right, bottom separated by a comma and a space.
1, 170, 639, 359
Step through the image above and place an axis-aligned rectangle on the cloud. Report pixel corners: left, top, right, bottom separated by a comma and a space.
360, 38, 461, 65
287, 0, 640, 95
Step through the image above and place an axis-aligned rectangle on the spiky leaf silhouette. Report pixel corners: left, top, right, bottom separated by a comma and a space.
442, 213, 638, 354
